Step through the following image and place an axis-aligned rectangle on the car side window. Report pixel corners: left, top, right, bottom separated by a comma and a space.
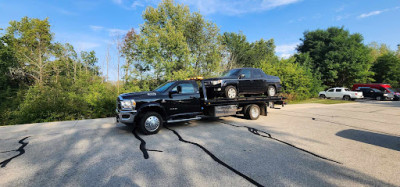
172, 83, 195, 94
253, 69, 263, 78
240, 69, 252, 79
335, 89, 342, 92
328, 89, 334, 92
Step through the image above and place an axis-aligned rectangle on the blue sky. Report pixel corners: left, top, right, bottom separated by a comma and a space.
1, 0, 399, 81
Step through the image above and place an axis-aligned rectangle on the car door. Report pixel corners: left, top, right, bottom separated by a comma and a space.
252, 69, 266, 93
325, 89, 335, 98
237, 69, 253, 94
335, 88, 342, 98
166, 81, 201, 118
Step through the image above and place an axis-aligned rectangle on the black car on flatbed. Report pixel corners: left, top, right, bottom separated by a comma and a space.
203, 68, 282, 99
116, 79, 285, 134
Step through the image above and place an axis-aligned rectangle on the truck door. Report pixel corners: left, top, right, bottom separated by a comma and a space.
252, 69, 266, 93
167, 81, 201, 119
335, 88, 342, 98
238, 69, 253, 94
326, 88, 335, 98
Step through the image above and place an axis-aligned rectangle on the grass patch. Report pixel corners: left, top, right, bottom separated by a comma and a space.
288, 98, 354, 104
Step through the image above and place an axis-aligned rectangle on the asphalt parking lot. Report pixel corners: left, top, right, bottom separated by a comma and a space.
1, 100, 399, 186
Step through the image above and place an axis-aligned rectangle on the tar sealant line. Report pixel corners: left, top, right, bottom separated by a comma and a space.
132, 128, 163, 159
219, 121, 342, 165
0, 136, 30, 168
164, 125, 263, 187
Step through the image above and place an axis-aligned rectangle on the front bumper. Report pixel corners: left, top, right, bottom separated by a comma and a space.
116, 109, 137, 124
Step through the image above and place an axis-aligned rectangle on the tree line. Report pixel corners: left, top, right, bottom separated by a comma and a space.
1, 0, 400, 125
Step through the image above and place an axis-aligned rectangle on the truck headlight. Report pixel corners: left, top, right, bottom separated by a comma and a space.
121, 99, 136, 110
211, 80, 222, 85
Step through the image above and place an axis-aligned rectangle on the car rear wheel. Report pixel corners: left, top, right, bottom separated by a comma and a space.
225, 86, 237, 99
343, 95, 351, 101
244, 104, 260, 120
139, 112, 163, 135
376, 96, 382, 101
319, 94, 326, 99
267, 86, 276, 97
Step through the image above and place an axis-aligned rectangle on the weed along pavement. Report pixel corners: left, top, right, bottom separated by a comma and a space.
0, 101, 399, 186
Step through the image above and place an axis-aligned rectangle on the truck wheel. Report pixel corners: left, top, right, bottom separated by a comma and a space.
343, 95, 351, 101
139, 112, 163, 135
267, 86, 276, 97
244, 104, 260, 120
225, 86, 237, 99
319, 94, 326, 99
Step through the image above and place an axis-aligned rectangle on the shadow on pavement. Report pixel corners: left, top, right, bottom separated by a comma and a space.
336, 129, 400, 151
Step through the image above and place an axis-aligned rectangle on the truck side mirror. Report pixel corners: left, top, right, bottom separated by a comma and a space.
169, 90, 178, 98
239, 74, 245, 79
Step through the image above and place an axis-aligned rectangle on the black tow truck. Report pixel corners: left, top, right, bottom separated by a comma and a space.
116, 79, 285, 134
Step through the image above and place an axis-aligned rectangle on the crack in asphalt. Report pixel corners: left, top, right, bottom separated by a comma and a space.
132, 129, 163, 159
164, 125, 263, 187
0, 136, 30, 168
219, 121, 342, 164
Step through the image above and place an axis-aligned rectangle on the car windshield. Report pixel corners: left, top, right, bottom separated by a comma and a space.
222, 69, 240, 77
345, 88, 350, 91
153, 81, 175, 92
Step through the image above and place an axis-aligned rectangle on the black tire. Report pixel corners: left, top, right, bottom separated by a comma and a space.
266, 86, 276, 97
319, 94, 326, 99
343, 95, 351, 101
376, 96, 382, 101
139, 112, 163, 135
225, 85, 237, 99
244, 104, 260, 120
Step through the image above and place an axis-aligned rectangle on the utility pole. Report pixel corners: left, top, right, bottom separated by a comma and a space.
106, 45, 110, 82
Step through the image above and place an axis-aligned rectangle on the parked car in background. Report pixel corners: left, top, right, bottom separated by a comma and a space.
356, 88, 391, 101
319, 87, 363, 100
352, 83, 399, 101
203, 68, 282, 99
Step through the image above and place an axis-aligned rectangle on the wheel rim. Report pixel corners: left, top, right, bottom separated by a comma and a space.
377, 97, 381, 100
227, 88, 236, 98
268, 87, 276, 96
144, 116, 160, 132
250, 106, 259, 118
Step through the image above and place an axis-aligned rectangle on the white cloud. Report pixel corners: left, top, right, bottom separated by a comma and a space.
112, 0, 301, 15
131, 0, 144, 8
107, 28, 129, 36
75, 42, 101, 51
358, 10, 384, 18
88, 25, 128, 36
276, 43, 298, 58
180, 0, 301, 15
358, 7, 400, 19
90, 25, 104, 31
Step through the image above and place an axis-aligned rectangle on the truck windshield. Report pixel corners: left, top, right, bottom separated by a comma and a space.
154, 81, 175, 92
222, 69, 240, 77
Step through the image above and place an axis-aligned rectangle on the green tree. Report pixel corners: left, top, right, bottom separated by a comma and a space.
122, 0, 222, 82
6, 17, 53, 86
371, 53, 400, 88
260, 57, 322, 100
220, 32, 250, 69
221, 32, 277, 69
297, 27, 373, 87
